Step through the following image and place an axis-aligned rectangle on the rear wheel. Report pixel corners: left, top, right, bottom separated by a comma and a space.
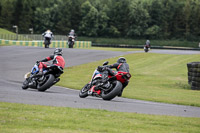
144, 48, 148, 52
37, 74, 55, 92
102, 81, 122, 101
79, 83, 90, 98
44, 40, 50, 48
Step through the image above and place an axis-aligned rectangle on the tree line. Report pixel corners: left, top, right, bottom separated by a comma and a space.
0, 0, 200, 41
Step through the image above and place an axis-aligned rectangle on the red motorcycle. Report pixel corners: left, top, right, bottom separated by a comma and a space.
79, 61, 131, 100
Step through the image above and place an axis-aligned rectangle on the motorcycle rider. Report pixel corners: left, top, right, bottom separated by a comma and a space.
42, 30, 54, 44
98, 57, 130, 96
145, 40, 151, 49
67, 29, 76, 44
68, 29, 76, 37
36, 48, 65, 77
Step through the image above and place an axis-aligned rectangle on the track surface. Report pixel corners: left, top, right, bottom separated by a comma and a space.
0, 46, 200, 118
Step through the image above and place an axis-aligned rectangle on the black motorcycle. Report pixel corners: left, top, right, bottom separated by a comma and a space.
44, 37, 51, 48
144, 45, 150, 52
68, 35, 75, 48
22, 62, 63, 92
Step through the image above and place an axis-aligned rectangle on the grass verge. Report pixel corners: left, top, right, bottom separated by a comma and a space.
78, 36, 200, 48
1, 102, 200, 133
77, 46, 142, 51
57, 53, 200, 107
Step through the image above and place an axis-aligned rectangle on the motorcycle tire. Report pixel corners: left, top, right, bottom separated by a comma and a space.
68, 41, 74, 48
44, 40, 49, 48
79, 83, 90, 98
37, 74, 55, 92
101, 81, 122, 101
22, 79, 29, 90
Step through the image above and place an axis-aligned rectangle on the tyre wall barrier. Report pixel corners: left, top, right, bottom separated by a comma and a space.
0, 39, 91, 48
187, 62, 200, 90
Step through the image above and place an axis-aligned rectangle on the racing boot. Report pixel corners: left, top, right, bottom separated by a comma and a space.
36, 70, 43, 77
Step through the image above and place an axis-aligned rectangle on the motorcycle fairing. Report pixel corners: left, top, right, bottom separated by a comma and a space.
88, 85, 101, 95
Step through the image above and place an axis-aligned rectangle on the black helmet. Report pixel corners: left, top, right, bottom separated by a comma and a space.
117, 57, 126, 63
54, 48, 63, 55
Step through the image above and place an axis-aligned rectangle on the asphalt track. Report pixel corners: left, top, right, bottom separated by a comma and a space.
0, 46, 200, 118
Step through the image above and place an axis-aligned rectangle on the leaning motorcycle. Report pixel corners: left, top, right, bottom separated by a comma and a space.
22, 62, 63, 92
68, 35, 75, 48
79, 61, 131, 100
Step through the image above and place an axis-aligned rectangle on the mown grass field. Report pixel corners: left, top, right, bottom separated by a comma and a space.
1, 102, 200, 133
58, 52, 200, 107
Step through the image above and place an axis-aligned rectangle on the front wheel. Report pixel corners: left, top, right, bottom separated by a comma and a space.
22, 78, 29, 90
144, 48, 148, 52
37, 74, 55, 92
79, 83, 90, 98
101, 81, 122, 100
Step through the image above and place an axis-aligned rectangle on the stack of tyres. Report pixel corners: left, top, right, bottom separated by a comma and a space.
187, 62, 200, 90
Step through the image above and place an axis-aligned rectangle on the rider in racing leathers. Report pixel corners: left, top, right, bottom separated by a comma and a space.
99, 57, 130, 96
42, 30, 54, 44
68, 29, 76, 37
68, 29, 76, 41
36, 48, 65, 77
144, 40, 151, 49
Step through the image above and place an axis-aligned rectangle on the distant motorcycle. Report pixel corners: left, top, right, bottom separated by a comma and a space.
79, 61, 131, 100
144, 45, 150, 52
22, 62, 63, 92
44, 37, 51, 48
68, 35, 75, 48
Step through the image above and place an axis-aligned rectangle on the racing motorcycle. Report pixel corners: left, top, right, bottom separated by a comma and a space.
144, 45, 150, 52
79, 61, 131, 100
68, 35, 75, 48
22, 62, 63, 92
44, 37, 51, 48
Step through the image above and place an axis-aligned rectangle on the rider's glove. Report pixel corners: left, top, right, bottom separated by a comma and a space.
97, 66, 107, 72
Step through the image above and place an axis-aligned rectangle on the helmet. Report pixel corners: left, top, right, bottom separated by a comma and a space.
117, 57, 126, 63
71, 29, 75, 33
54, 48, 63, 55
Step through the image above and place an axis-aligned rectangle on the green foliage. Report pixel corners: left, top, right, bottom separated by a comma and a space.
127, 1, 150, 37
0, 0, 15, 30
58, 52, 200, 107
0, 0, 200, 41
1, 102, 200, 133
79, 1, 98, 36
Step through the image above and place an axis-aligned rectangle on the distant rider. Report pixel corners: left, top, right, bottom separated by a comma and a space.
68, 29, 76, 37
36, 48, 65, 77
98, 57, 130, 96
145, 40, 151, 48
68, 29, 76, 41
42, 30, 54, 44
